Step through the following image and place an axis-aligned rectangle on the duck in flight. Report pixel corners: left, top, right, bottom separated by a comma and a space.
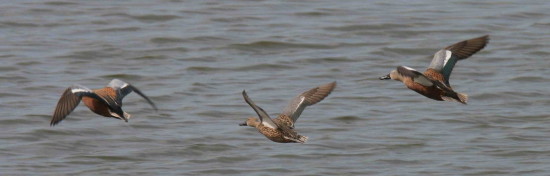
239, 82, 336, 143
379, 35, 489, 104
50, 79, 158, 126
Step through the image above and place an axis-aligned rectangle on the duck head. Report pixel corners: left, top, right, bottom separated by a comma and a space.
379, 70, 401, 81
239, 117, 259, 127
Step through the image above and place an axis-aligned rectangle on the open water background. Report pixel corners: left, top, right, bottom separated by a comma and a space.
1, 0, 550, 175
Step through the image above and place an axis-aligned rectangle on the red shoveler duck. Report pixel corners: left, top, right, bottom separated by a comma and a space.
239, 82, 336, 143
379, 35, 489, 104
50, 79, 158, 126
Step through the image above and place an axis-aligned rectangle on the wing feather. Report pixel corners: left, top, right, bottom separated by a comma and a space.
51, 85, 89, 126
107, 79, 157, 111
281, 81, 336, 123
242, 90, 278, 129
444, 35, 489, 60
427, 35, 489, 84
397, 66, 433, 86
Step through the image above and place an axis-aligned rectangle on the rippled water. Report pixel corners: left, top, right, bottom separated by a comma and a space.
1, 0, 550, 175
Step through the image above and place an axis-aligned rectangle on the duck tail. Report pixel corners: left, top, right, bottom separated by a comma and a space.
284, 135, 308, 143
441, 92, 468, 104
457, 92, 468, 104
298, 135, 308, 143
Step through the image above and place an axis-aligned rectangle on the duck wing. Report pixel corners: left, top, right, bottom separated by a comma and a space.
281, 81, 336, 124
51, 85, 111, 126
427, 35, 489, 85
242, 90, 278, 129
107, 79, 157, 111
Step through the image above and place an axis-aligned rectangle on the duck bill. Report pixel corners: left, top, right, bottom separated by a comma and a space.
238, 121, 247, 126
379, 74, 391, 80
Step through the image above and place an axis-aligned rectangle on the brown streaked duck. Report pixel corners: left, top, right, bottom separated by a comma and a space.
239, 81, 336, 143
50, 79, 158, 126
379, 35, 489, 104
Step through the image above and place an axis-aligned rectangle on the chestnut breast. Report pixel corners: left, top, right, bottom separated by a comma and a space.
81, 87, 118, 117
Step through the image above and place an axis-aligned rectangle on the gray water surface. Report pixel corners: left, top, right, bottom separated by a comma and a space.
1, 0, 550, 175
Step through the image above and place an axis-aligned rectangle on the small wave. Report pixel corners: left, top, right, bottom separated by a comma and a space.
43, 1, 78, 6
100, 74, 144, 80
190, 156, 250, 164
102, 13, 180, 23
16, 61, 42, 66
528, 51, 550, 56
186, 63, 294, 73
77, 155, 140, 161
128, 55, 167, 60
185, 143, 236, 153
0, 75, 27, 81
331, 116, 361, 121
97, 27, 140, 32
0, 66, 19, 71
27, 129, 72, 137
191, 169, 243, 175
186, 66, 223, 73
507, 12, 546, 19
509, 76, 547, 82
150, 37, 186, 44
291, 57, 359, 64
235, 63, 295, 71
179, 10, 214, 15
0, 21, 39, 28
317, 127, 349, 132
325, 23, 410, 31
229, 41, 335, 50
375, 158, 425, 164
196, 111, 227, 118
59, 49, 121, 60
532, 22, 550, 27
0, 116, 41, 125
488, 149, 549, 157
178, 56, 217, 62
184, 36, 229, 42
477, 91, 545, 99
210, 16, 264, 23
144, 47, 188, 53
0, 54, 15, 58
131, 14, 180, 22
380, 47, 434, 55
294, 11, 331, 17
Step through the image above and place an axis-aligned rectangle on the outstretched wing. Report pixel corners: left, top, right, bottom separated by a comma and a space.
427, 35, 489, 85
51, 85, 106, 126
107, 79, 158, 111
281, 81, 336, 123
242, 90, 278, 129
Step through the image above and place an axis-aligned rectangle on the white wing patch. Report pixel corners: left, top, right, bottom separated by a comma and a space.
262, 121, 278, 129
402, 66, 417, 71
108, 79, 129, 89
443, 50, 452, 66
70, 88, 89, 93
70, 84, 91, 93
297, 96, 306, 108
